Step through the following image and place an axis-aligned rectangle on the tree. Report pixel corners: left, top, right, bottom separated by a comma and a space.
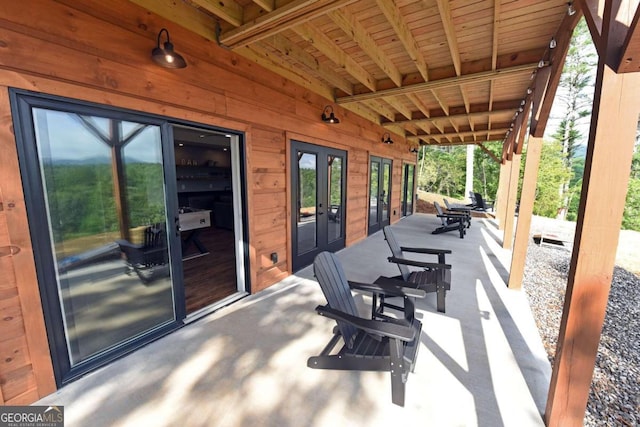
550, 18, 597, 219
532, 141, 572, 217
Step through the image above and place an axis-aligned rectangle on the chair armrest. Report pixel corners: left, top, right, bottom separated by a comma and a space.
400, 246, 452, 255
437, 213, 468, 219
388, 256, 451, 270
115, 239, 144, 250
316, 305, 415, 342
348, 280, 427, 298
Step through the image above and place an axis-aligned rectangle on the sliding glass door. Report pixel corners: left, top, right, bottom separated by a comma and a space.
401, 164, 415, 217
12, 91, 183, 383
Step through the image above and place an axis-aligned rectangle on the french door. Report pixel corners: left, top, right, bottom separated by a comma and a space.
291, 140, 346, 271
368, 156, 392, 235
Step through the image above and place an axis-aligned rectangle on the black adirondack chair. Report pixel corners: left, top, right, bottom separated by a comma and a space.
308, 251, 425, 407
443, 198, 471, 227
116, 223, 169, 284
374, 226, 452, 313
473, 192, 494, 212
433, 201, 467, 238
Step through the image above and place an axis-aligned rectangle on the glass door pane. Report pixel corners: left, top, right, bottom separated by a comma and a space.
369, 160, 379, 227
32, 109, 175, 367
297, 152, 317, 255
406, 165, 415, 215
382, 162, 391, 223
327, 155, 343, 243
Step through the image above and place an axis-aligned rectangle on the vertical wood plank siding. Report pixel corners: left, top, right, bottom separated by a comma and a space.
0, 0, 415, 402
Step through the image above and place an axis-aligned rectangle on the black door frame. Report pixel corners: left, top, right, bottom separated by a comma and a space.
9, 88, 250, 386
290, 140, 347, 271
368, 156, 392, 235
401, 163, 416, 217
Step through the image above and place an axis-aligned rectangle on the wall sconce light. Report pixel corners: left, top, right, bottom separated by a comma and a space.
567, 2, 576, 16
381, 132, 394, 144
409, 145, 420, 153
152, 28, 187, 69
321, 106, 340, 123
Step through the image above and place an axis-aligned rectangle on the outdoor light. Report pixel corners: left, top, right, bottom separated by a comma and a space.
527, 88, 533, 95
550, 37, 557, 49
152, 28, 187, 69
321, 106, 340, 123
567, 2, 576, 16
409, 145, 420, 153
381, 132, 394, 144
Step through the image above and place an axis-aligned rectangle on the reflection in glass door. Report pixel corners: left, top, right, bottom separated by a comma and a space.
12, 92, 181, 383
368, 156, 392, 235
401, 164, 415, 217
291, 141, 346, 271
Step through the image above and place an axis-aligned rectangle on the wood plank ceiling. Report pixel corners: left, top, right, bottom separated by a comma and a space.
132, 0, 574, 147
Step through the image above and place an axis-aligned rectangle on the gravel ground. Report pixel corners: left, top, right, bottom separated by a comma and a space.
522, 242, 640, 426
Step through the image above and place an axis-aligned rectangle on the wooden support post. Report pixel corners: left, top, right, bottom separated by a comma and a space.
502, 153, 520, 249
508, 136, 543, 289
545, 1, 640, 424
495, 160, 510, 229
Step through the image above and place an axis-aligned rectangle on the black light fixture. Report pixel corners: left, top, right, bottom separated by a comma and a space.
567, 1, 576, 16
152, 28, 187, 69
321, 106, 340, 123
381, 132, 394, 144
409, 145, 420, 153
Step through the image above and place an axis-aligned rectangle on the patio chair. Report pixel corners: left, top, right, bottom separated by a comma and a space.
116, 223, 169, 284
473, 192, 494, 212
433, 202, 467, 238
308, 251, 425, 406
443, 198, 471, 227
374, 226, 452, 313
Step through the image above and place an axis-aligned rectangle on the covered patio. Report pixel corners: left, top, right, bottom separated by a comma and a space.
37, 214, 551, 426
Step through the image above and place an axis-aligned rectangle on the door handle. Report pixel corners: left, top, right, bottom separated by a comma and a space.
318, 211, 324, 215
175, 216, 181, 236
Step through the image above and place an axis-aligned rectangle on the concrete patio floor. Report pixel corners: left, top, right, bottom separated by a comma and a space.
37, 213, 551, 427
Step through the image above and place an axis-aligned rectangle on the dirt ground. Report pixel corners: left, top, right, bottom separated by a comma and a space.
417, 190, 640, 276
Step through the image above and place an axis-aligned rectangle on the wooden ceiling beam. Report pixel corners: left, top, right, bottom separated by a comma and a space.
382, 108, 514, 127
436, 0, 462, 76
337, 63, 537, 104
530, 8, 582, 137
263, 35, 354, 94
406, 93, 431, 118
579, 0, 605, 55
328, 8, 403, 86
219, 0, 357, 48
293, 23, 377, 91
492, 0, 500, 70
375, 0, 429, 81
252, 0, 275, 13
407, 126, 509, 142
190, 0, 244, 27
617, 3, 640, 72
128, 0, 218, 40
237, 44, 335, 100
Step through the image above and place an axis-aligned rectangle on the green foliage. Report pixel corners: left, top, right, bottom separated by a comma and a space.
473, 143, 502, 200
417, 146, 466, 198
44, 162, 166, 244
534, 141, 572, 217
622, 143, 640, 230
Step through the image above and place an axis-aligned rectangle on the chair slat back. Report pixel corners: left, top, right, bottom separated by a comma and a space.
433, 202, 447, 226
383, 226, 411, 281
314, 252, 359, 348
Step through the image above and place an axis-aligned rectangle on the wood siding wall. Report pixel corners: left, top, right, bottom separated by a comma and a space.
0, 0, 416, 403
